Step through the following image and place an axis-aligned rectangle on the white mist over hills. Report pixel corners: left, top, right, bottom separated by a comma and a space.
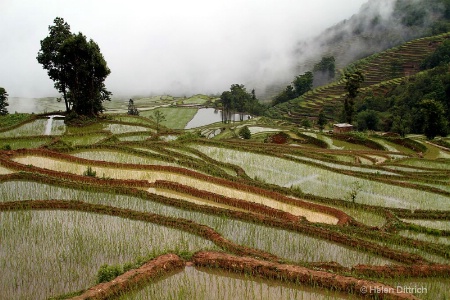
1, 0, 366, 100
9, 0, 433, 101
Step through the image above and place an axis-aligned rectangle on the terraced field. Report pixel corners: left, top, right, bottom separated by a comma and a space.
1, 111, 450, 300
267, 32, 450, 122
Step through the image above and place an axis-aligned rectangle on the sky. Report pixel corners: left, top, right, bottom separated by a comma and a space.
0, 0, 367, 98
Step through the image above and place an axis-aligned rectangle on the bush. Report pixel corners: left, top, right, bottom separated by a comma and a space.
83, 166, 97, 177
239, 126, 251, 139
96, 264, 123, 283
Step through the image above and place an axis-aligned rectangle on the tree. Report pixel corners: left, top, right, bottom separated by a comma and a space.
356, 110, 379, 131
421, 39, 450, 70
153, 110, 166, 132
420, 99, 448, 139
127, 99, 139, 115
220, 84, 263, 123
317, 110, 327, 132
0, 87, 9, 115
239, 126, 251, 139
313, 56, 335, 86
272, 85, 296, 106
343, 70, 364, 124
392, 106, 411, 138
293, 71, 313, 97
37, 17, 72, 112
37, 17, 111, 117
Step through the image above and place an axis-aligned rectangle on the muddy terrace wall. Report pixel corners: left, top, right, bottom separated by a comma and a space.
1, 148, 352, 224
69, 251, 444, 300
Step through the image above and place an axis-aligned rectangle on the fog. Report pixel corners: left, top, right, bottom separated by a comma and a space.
0, 0, 367, 99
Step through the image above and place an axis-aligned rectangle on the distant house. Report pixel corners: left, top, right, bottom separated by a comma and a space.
333, 123, 353, 134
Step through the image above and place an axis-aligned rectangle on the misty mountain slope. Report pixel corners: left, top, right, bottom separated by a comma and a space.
266, 31, 450, 122
293, 0, 450, 73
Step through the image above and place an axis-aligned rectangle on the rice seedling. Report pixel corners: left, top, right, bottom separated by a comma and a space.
11, 155, 339, 223
286, 154, 399, 176
217, 219, 394, 267
117, 134, 150, 142
117, 266, 356, 300
382, 277, 450, 300
398, 230, 450, 246
0, 119, 48, 137
194, 145, 450, 210
0, 210, 218, 300
326, 205, 387, 227
248, 127, 281, 134
0, 137, 52, 149
397, 158, 450, 170
71, 149, 177, 166
60, 133, 109, 146
400, 219, 450, 231
106, 123, 152, 135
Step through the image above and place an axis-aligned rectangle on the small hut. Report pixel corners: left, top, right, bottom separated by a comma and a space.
333, 123, 353, 134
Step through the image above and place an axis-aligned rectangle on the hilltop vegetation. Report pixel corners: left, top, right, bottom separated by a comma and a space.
267, 31, 450, 139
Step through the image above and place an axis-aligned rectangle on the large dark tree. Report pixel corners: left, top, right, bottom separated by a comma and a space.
0, 87, 9, 115
293, 71, 313, 97
37, 17, 111, 116
420, 99, 448, 139
37, 17, 72, 112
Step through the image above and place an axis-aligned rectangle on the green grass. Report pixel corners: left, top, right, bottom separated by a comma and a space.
0, 137, 52, 149
60, 133, 109, 146
141, 107, 198, 129
0, 113, 33, 128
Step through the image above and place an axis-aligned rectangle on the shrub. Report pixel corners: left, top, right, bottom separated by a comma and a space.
239, 126, 251, 139
83, 166, 97, 177
96, 264, 123, 283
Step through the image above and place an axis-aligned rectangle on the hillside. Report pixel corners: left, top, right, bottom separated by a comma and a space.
266, 31, 450, 122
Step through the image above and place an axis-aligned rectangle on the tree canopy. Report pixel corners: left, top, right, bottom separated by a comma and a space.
271, 72, 314, 106
220, 84, 264, 123
343, 70, 365, 124
0, 87, 9, 115
37, 17, 111, 117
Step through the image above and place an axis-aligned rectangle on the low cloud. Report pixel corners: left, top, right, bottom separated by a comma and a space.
0, 0, 367, 99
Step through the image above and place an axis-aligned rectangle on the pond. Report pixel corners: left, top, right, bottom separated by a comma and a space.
185, 108, 250, 129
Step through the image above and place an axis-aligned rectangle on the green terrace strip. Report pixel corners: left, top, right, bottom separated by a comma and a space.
0, 113, 36, 129
0, 136, 53, 149
60, 132, 111, 146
